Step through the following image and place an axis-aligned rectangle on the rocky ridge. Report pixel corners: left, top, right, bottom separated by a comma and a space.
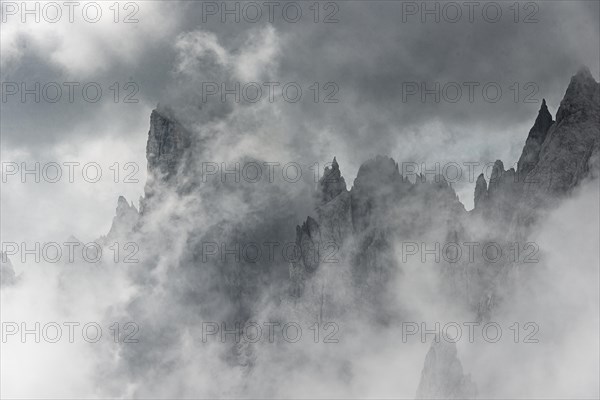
103, 68, 599, 399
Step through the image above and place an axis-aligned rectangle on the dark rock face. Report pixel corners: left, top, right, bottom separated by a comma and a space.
291, 156, 466, 302
318, 157, 347, 204
105, 196, 139, 242
295, 216, 322, 273
350, 156, 411, 233
146, 109, 192, 184
416, 340, 477, 399
473, 69, 599, 227
556, 67, 599, 125
523, 67, 599, 200
517, 99, 555, 178
473, 173, 487, 210
142, 109, 194, 213
290, 216, 322, 296
478, 160, 519, 223
0, 253, 17, 286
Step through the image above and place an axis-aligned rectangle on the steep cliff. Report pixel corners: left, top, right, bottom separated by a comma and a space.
473, 68, 599, 228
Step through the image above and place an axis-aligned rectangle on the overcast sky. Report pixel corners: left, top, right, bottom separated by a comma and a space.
2, 0, 599, 246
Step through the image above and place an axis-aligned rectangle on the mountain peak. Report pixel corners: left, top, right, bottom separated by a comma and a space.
534, 98, 554, 134
106, 196, 139, 240
516, 98, 555, 175
568, 66, 597, 90
146, 109, 192, 186
318, 157, 347, 204
355, 156, 401, 186
474, 173, 488, 210
477, 67, 599, 222
117, 195, 129, 208
556, 66, 600, 124
574, 65, 594, 81
115, 195, 137, 216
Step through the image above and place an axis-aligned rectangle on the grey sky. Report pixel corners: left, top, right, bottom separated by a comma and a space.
1, 0, 599, 243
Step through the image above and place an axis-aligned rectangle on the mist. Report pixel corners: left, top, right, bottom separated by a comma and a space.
1, 1, 599, 399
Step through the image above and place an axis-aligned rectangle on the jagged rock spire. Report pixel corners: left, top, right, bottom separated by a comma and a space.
535, 99, 554, 136
473, 173, 487, 210
146, 109, 192, 183
517, 98, 555, 176
115, 196, 138, 218
318, 157, 347, 204
473, 67, 599, 222
106, 196, 139, 240
332, 156, 339, 169
416, 340, 477, 399
523, 67, 599, 197
487, 160, 505, 196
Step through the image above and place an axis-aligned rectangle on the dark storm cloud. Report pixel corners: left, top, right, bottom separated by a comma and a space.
268, 1, 599, 158
1, 1, 598, 196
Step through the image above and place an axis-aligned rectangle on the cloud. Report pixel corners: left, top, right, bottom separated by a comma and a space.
1, 1, 599, 398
